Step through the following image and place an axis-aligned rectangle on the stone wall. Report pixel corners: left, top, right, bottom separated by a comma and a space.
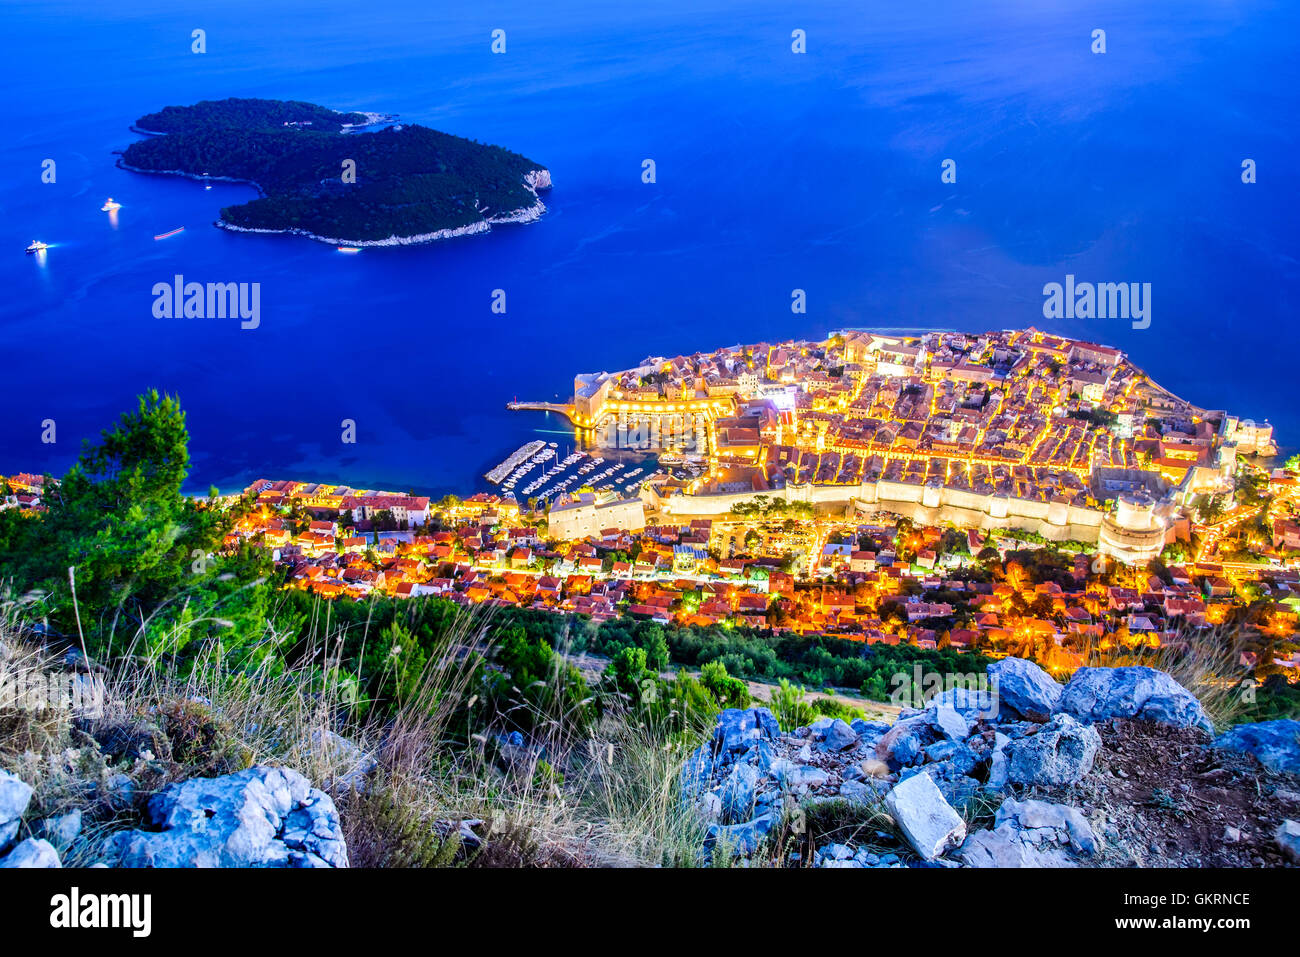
656, 478, 1105, 542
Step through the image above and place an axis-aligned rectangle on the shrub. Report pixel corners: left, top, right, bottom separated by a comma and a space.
768, 679, 816, 731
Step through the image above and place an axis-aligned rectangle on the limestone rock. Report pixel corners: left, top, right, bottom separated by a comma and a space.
884, 771, 966, 861
1276, 820, 1300, 864
1057, 666, 1211, 733
995, 797, 1097, 855
930, 704, 969, 742
819, 719, 859, 752
988, 657, 1062, 721
850, 719, 892, 741
1006, 713, 1101, 787
720, 762, 759, 824
679, 745, 715, 798
0, 769, 34, 852
927, 686, 998, 722
957, 824, 1075, 868
877, 714, 937, 769
35, 809, 83, 850
705, 813, 774, 860
1212, 720, 1300, 776
712, 708, 780, 760
101, 765, 347, 868
0, 837, 61, 868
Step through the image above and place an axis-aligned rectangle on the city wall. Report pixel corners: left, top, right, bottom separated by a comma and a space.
653, 479, 1105, 542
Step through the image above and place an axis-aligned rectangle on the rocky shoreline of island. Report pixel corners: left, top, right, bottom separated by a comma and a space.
114, 157, 269, 195
117, 152, 551, 247
210, 169, 550, 247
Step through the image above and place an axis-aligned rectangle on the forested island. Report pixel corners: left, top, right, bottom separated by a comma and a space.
119, 97, 551, 245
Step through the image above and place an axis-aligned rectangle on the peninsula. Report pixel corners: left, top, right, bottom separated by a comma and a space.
119, 97, 551, 246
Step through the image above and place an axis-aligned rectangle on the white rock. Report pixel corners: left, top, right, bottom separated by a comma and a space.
884, 771, 966, 861
957, 825, 1075, 868
0, 837, 61, 868
0, 769, 34, 848
932, 704, 969, 741
101, 765, 347, 868
1277, 820, 1300, 864
36, 809, 83, 849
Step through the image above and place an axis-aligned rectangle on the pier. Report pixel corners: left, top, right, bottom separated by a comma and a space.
507, 401, 577, 424
485, 440, 547, 484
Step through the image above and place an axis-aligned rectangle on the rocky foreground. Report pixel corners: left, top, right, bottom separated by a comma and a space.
1, 659, 1297, 868
681, 661, 1300, 868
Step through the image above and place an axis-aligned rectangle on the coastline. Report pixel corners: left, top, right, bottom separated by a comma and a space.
115, 158, 269, 197
340, 111, 395, 131
116, 157, 552, 247
130, 108, 393, 138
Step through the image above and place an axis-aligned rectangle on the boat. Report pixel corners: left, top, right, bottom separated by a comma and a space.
154, 227, 185, 240
337, 246, 362, 254
100, 198, 122, 211
25, 240, 49, 253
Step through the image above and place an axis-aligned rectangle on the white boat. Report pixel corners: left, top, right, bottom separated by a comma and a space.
100, 198, 122, 211
25, 240, 48, 253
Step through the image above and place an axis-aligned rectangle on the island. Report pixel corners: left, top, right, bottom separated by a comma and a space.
118, 97, 551, 246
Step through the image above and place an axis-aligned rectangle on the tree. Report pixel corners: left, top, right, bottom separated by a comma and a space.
0, 391, 231, 659
700, 659, 751, 709
607, 645, 650, 696
1195, 494, 1226, 524
768, 678, 815, 731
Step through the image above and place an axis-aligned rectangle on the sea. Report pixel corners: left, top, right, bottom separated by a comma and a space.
3, 0, 1297, 498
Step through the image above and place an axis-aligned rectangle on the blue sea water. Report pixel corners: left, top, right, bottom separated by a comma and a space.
2, 0, 1298, 497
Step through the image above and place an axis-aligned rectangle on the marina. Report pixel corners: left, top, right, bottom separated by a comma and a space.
484, 440, 547, 484
489, 440, 661, 506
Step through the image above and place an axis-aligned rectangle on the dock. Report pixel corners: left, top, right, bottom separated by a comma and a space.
507, 401, 577, 424
485, 440, 547, 484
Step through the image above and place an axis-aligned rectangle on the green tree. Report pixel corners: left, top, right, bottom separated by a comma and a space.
607, 645, 651, 696
699, 660, 751, 709
768, 678, 816, 731
0, 391, 231, 659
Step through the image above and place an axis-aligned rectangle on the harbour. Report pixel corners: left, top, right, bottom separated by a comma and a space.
485, 440, 660, 506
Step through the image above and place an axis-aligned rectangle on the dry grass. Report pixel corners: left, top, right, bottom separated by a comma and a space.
0, 603, 69, 756
1083, 622, 1250, 731
2, 588, 717, 867
571, 706, 713, 867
